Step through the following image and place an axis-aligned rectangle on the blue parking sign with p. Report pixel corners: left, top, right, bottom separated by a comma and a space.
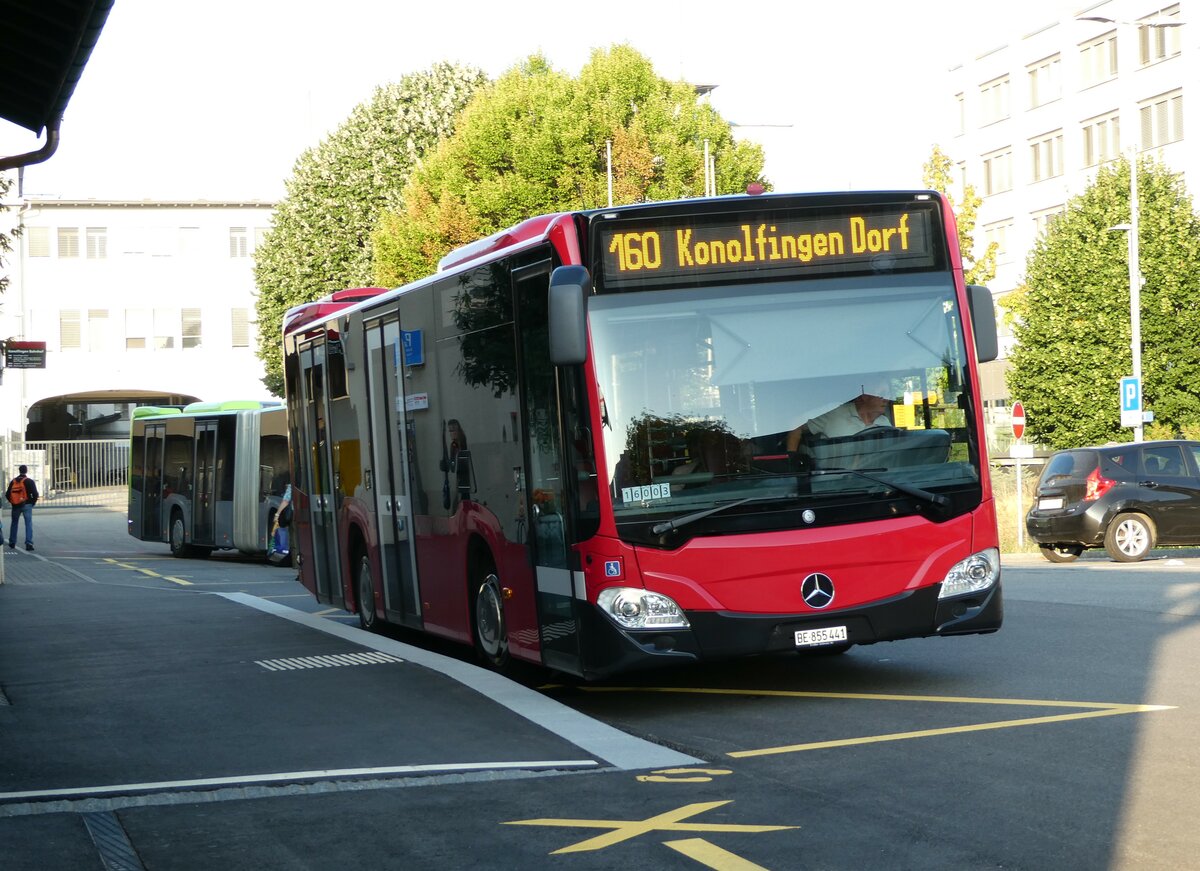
1120, 376, 1142, 427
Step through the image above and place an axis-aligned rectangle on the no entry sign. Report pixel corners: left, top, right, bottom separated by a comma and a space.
1011, 401, 1026, 441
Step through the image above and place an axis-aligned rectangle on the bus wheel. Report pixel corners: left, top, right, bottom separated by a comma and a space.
473, 570, 509, 669
169, 513, 193, 558
356, 553, 377, 632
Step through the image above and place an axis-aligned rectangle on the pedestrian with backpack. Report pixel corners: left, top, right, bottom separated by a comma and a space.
6, 464, 39, 551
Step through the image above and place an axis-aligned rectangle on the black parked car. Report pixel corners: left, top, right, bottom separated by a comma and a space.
1026, 440, 1200, 562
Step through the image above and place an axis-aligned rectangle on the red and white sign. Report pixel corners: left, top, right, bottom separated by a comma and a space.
1011, 401, 1026, 441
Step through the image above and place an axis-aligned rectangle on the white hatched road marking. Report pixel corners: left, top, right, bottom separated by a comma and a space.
256, 651, 403, 671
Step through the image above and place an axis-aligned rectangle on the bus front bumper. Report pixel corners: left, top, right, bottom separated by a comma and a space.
578, 582, 1002, 680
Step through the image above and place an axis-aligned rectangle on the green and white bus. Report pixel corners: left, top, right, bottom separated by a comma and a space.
128, 400, 289, 558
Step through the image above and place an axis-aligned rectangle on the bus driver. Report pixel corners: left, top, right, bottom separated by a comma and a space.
786, 376, 893, 451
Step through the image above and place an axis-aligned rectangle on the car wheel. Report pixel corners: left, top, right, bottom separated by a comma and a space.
1104, 513, 1156, 562
472, 569, 510, 670
1039, 544, 1083, 563
356, 553, 377, 632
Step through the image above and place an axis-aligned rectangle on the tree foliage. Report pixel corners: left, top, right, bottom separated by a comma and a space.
372, 46, 769, 287
0, 172, 19, 297
1007, 157, 1200, 449
922, 145, 996, 286
253, 63, 487, 394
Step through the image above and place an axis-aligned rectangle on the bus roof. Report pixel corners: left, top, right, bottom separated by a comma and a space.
131, 406, 183, 420
282, 287, 389, 334
181, 400, 282, 414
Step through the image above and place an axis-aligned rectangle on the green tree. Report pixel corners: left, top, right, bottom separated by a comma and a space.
1007, 157, 1200, 448
253, 63, 486, 395
0, 172, 19, 297
372, 46, 768, 287
922, 145, 996, 286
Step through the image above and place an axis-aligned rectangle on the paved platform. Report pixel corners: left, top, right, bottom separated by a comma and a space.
0, 509, 696, 869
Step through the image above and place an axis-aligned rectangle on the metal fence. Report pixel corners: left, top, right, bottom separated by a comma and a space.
1, 438, 128, 509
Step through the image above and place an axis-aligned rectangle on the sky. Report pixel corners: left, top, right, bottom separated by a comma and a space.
0, 0, 1066, 202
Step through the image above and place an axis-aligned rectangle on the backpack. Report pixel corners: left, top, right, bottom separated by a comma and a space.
8, 476, 27, 507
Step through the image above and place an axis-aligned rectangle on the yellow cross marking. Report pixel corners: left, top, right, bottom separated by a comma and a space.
104, 558, 192, 586
665, 837, 771, 870
505, 800, 796, 854
576, 686, 1174, 758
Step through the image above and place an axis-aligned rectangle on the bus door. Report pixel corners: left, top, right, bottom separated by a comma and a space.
141, 423, 166, 540
365, 315, 420, 627
514, 261, 583, 674
298, 339, 343, 606
193, 419, 218, 546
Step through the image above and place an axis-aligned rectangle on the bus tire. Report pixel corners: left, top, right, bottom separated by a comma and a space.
169, 512, 194, 558
472, 568, 509, 670
356, 552, 377, 632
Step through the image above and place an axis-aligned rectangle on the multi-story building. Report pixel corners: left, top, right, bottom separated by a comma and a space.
948, 0, 1199, 420
0, 194, 275, 441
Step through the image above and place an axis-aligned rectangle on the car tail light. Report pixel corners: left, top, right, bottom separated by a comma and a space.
1084, 466, 1115, 501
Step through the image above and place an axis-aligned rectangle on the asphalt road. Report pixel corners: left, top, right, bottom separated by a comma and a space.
3, 509, 1198, 870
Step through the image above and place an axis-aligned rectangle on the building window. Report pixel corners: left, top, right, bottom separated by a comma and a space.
982, 148, 1013, 195
85, 227, 107, 259
1140, 6, 1182, 66
1027, 55, 1061, 108
60, 309, 81, 350
1029, 130, 1064, 182
126, 308, 150, 350
1033, 205, 1066, 239
1082, 111, 1121, 167
955, 93, 965, 135
179, 227, 200, 257
154, 308, 176, 349
983, 219, 1013, 260
88, 309, 109, 352
27, 226, 50, 257
1140, 89, 1184, 149
229, 227, 249, 258
1080, 31, 1118, 86
57, 227, 80, 258
979, 76, 1010, 125
183, 308, 203, 349
231, 308, 250, 348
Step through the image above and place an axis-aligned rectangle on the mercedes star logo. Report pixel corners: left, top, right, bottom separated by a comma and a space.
801, 573, 835, 609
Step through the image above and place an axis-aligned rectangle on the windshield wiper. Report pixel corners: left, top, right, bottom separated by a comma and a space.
811, 467, 949, 508
650, 495, 789, 536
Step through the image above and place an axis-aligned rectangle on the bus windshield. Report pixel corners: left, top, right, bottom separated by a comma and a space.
589, 272, 980, 538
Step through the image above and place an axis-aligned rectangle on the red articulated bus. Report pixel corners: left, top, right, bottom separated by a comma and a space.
282, 192, 1002, 679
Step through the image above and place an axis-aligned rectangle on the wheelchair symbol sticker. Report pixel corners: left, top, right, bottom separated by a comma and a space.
604, 560, 622, 578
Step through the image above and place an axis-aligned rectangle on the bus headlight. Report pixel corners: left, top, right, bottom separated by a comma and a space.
597, 587, 691, 630
938, 548, 1000, 599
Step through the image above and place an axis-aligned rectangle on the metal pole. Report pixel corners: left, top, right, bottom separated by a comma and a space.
1015, 458, 1024, 550
1129, 153, 1143, 442
606, 140, 613, 208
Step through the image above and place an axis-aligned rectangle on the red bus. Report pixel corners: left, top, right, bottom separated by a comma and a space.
282, 191, 1002, 679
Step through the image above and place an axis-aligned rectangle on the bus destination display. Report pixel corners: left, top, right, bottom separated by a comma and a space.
598, 207, 935, 287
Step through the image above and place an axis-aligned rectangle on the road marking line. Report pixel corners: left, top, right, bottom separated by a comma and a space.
0, 760, 600, 802
506, 800, 796, 854
730, 705, 1172, 758
664, 837, 770, 870
575, 687, 1175, 758
637, 768, 733, 783
102, 559, 192, 586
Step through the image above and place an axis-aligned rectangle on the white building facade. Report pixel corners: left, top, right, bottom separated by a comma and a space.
948, 0, 1199, 415
0, 195, 275, 441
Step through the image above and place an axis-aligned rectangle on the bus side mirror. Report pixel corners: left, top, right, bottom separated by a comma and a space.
967, 284, 999, 364
549, 265, 591, 365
